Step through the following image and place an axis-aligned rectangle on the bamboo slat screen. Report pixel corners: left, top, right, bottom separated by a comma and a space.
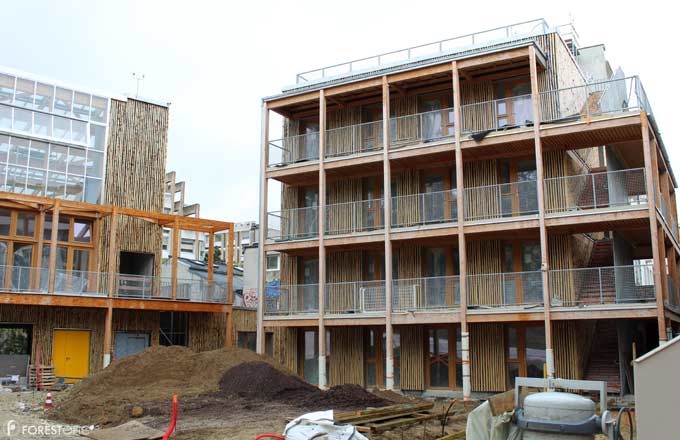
329, 327, 364, 386
397, 246, 423, 280
280, 327, 298, 373
280, 254, 298, 286
99, 98, 168, 288
399, 325, 424, 390
549, 234, 576, 304
188, 312, 227, 351
470, 323, 506, 392
282, 119, 301, 164
326, 250, 363, 313
543, 150, 569, 212
326, 178, 363, 235
463, 159, 499, 221
0, 305, 106, 374
326, 107, 362, 157
466, 239, 503, 306
390, 96, 418, 148
460, 81, 494, 133
553, 320, 583, 380
393, 169, 422, 227
282, 185, 300, 210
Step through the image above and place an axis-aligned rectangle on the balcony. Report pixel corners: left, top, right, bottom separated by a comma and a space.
464, 180, 538, 222
392, 189, 457, 228
460, 93, 533, 137
392, 276, 460, 312
325, 198, 384, 236
265, 284, 319, 317
544, 168, 647, 215
268, 206, 319, 241
550, 264, 655, 307
0, 265, 228, 304
324, 280, 386, 315
467, 270, 543, 308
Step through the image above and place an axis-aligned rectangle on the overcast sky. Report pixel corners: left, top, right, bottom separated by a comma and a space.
2, 0, 676, 221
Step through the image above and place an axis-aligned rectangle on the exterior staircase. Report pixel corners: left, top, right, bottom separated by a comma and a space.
575, 238, 615, 304
585, 321, 621, 394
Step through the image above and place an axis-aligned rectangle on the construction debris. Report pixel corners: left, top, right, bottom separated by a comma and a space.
83, 420, 164, 440
335, 402, 437, 433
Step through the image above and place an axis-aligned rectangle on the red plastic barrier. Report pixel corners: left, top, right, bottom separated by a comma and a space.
162, 395, 178, 440
253, 435, 285, 440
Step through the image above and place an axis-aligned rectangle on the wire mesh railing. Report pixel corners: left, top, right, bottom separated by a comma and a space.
467, 270, 543, 308
389, 107, 455, 149
325, 120, 384, 158
544, 168, 647, 214
393, 276, 460, 312
549, 264, 655, 307
539, 76, 645, 124
460, 94, 533, 136
268, 132, 320, 166
391, 189, 458, 228
267, 206, 319, 241
324, 280, 386, 315
325, 198, 384, 236
264, 284, 320, 316
464, 180, 538, 222
295, 19, 549, 84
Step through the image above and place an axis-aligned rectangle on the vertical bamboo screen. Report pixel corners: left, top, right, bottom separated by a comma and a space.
393, 169, 421, 227
463, 159, 499, 221
326, 107, 362, 157
460, 81, 494, 132
329, 327, 364, 386
99, 99, 168, 293
188, 312, 227, 351
466, 239, 503, 306
282, 119, 301, 164
326, 250, 363, 313
399, 325, 424, 390
548, 234, 575, 304
470, 323, 506, 392
390, 96, 418, 148
326, 178, 363, 235
552, 320, 596, 380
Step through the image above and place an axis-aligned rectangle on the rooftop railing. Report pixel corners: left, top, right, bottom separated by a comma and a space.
294, 19, 549, 84
264, 283, 319, 316
325, 198, 384, 236
464, 180, 538, 222
392, 189, 458, 228
393, 276, 460, 312
550, 264, 655, 307
324, 280, 386, 315
467, 270, 543, 308
544, 168, 647, 214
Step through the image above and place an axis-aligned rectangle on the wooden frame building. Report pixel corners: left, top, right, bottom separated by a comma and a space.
257, 19, 680, 397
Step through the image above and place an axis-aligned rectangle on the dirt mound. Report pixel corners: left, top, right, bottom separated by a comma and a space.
51, 346, 286, 426
219, 362, 389, 410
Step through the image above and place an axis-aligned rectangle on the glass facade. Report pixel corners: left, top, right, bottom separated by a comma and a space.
0, 72, 108, 204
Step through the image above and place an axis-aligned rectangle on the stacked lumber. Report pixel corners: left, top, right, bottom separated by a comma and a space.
28, 365, 56, 389
335, 403, 437, 433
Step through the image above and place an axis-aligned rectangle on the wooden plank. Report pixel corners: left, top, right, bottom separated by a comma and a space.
47, 199, 60, 293
438, 430, 466, 440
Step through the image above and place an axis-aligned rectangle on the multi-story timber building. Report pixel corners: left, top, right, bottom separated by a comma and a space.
257, 19, 680, 397
0, 66, 237, 383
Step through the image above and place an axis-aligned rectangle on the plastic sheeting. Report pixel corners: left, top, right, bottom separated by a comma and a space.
283, 410, 369, 440
466, 401, 523, 440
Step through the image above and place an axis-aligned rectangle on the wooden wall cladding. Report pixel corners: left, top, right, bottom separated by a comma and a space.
329, 327, 364, 386
470, 322, 506, 392
466, 239, 503, 306
399, 325, 424, 390
99, 98, 168, 281
552, 320, 595, 380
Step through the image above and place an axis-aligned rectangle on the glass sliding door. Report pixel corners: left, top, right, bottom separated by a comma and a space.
302, 330, 319, 385
517, 161, 538, 216
301, 258, 319, 312
301, 188, 318, 238
424, 174, 445, 223
427, 327, 451, 388
425, 248, 447, 307
521, 242, 542, 304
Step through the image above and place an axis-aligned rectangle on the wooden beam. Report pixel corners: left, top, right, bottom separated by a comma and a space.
33, 209, 46, 292
171, 221, 179, 300
257, 104, 270, 355
318, 88, 328, 389
103, 305, 113, 367
47, 200, 60, 294
382, 76, 395, 391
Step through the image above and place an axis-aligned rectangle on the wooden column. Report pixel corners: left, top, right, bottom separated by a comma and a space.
452, 61, 470, 399
225, 225, 234, 347
47, 200, 61, 293
642, 113, 667, 344
382, 77, 395, 391
107, 208, 118, 298
256, 104, 269, 354
33, 209, 46, 291
318, 89, 328, 389
171, 220, 179, 300
529, 47, 554, 379
208, 231, 215, 302
103, 305, 113, 367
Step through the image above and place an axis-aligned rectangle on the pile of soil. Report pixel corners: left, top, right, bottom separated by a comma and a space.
51, 345, 287, 426
218, 362, 389, 410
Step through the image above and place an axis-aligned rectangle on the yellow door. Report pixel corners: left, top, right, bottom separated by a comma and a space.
53, 330, 90, 383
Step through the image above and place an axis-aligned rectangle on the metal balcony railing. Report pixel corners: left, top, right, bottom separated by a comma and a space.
268, 132, 320, 167
54, 270, 108, 296
267, 206, 319, 241
392, 189, 458, 228
549, 264, 655, 307
393, 276, 460, 312
160, 277, 229, 303
264, 283, 320, 316
460, 94, 533, 135
467, 270, 543, 308
544, 168, 647, 214
464, 180, 538, 222
114, 274, 154, 299
325, 198, 384, 236
325, 120, 384, 158
324, 280, 386, 315
389, 107, 455, 149
539, 76, 648, 123
294, 19, 549, 84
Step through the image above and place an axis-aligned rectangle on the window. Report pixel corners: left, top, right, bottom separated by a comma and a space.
73, 219, 92, 243
0, 74, 14, 103
16, 213, 35, 237
505, 324, 546, 389
266, 254, 279, 271
13, 108, 31, 132
14, 79, 34, 108
54, 88, 72, 117
0, 105, 11, 130
0, 209, 10, 235
35, 83, 54, 112
160, 312, 188, 346
237, 331, 257, 352
0, 324, 32, 355
90, 96, 107, 123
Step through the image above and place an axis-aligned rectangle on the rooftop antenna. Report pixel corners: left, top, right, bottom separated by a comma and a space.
132, 72, 145, 98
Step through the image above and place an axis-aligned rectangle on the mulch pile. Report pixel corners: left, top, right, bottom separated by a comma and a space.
51, 346, 390, 427
218, 361, 390, 410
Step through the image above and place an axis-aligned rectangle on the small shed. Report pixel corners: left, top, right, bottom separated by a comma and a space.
633, 334, 680, 439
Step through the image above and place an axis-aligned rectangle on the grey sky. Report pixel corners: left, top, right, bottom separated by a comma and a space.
2, 0, 676, 221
